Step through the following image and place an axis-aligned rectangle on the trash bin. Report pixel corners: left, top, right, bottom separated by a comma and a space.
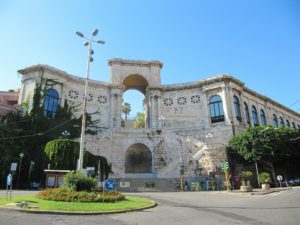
234, 176, 241, 190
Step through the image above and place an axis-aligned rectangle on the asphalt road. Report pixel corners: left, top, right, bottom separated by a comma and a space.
0, 187, 299, 225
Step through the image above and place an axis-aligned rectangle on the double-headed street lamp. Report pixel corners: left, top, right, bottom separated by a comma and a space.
76, 28, 105, 172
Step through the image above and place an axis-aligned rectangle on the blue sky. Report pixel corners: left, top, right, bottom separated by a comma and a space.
1, 0, 300, 117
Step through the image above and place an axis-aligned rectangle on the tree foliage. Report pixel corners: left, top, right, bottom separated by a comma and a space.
229, 126, 300, 182
0, 78, 104, 188
134, 112, 145, 128
44, 138, 110, 180
122, 102, 131, 120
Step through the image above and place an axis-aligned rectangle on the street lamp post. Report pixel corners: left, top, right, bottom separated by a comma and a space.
76, 28, 105, 172
61, 130, 70, 137
17, 153, 24, 189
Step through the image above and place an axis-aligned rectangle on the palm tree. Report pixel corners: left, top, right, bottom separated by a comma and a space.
134, 112, 145, 128
122, 102, 131, 120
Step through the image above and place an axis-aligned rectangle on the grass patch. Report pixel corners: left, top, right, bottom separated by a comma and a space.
0, 194, 155, 212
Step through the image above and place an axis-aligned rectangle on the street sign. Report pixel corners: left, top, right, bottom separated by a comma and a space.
86, 167, 95, 176
10, 163, 17, 171
277, 175, 283, 182
104, 179, 116, 190
120, 181, 130, 188
6, 174, 12, 186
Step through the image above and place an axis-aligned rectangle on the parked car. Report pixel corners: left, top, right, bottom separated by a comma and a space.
288, 177, 300, 186
30, 182, 41, 189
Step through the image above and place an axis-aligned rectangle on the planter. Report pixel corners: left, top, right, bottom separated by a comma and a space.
240, 185, 253, 192
261, 183, 270, 190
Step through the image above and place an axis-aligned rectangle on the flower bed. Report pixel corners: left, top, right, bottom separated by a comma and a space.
37, 186, 125, 202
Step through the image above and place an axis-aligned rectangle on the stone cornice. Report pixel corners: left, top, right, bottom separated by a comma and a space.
243, 87, 300, 118
17, 64, 110, 88
108, 58, 163, 68
151, 74, 244, 91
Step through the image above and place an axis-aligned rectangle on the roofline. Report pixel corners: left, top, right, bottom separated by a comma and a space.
18, 64, 109, 87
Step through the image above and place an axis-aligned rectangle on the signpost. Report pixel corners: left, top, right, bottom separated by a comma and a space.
103, 179, 117, 203
6, 173, 12, 200
277, 175, 283, 188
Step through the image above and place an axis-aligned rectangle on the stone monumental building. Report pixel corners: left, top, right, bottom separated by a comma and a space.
18, 58, 300, 189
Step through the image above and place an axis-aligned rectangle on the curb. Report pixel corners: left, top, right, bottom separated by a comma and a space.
222, 187, 293, 196
0, 201, 157, 215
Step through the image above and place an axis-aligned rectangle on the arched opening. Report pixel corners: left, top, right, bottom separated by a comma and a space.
125, 143, 152, 173
123, 74, 148, 94
122, 74, 148, 128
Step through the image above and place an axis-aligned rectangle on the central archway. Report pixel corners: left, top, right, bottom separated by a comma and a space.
122, 74, 149, 94
122, 74, 149, 128
125, 143, 152, 173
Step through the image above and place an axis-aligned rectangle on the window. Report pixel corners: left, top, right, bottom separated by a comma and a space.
209, 95, 225, 123
279, 117, 284, 127
273, 114, 278, 127
286, 120, 290, 127
177, 97, 187, 105
244, 103, 251, 126
292, 122, 296, 129
43, 89, 60, 118
260, 109, 266, 126
252, 106, 259, 126
191, 95, 200, 104
233, 96, 242, 122
163, 98, 174, 106
97, 95, 108, 104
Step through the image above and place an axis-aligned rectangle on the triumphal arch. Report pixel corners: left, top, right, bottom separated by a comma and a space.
18, 58, 300, 190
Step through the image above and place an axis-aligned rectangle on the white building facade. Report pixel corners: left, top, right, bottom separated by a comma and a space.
18, 58, 300, 184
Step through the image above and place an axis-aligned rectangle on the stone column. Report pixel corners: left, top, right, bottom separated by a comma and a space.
202, 90, 210, 128
265, 103, 272, 126
240, 95, 247, 126
221, 86, 231, 125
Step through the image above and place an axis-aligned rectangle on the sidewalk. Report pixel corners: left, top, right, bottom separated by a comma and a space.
229, 187, 293, 195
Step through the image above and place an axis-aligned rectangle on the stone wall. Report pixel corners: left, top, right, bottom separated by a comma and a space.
17, 60, 300, 181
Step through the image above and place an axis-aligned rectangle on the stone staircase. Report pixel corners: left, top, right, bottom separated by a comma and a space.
114, 178, 180, 192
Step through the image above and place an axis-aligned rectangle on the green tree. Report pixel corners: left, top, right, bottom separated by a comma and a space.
134, 112, 145, 128
122, 102, 131, 120
44, 138, 110, 180
0, 78, 100, 188
229, 126, 300, 184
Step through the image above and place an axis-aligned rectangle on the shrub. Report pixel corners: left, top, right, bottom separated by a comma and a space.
37, 186, 125, 202
240, 171, 253, 186
259, 172, 271, 184
63, 171, 96, 191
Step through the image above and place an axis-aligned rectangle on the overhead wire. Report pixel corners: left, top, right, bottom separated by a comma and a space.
289, 99, 300, 108
0, 118, 76, 141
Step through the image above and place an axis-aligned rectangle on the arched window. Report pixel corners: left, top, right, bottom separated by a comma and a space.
292, 122, 296, 129
252, 106, 259, 126
286, 120, 290, 127
43, 89, 59, 118
273, 114, 278, 127
244, 103, 251, 127
279, 117, 284, 127
260, 109, 266, 126
209, 95, 225, 123
233, 96, 242, 122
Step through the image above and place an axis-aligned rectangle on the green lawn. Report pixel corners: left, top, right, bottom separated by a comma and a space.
0, 194, 155, 212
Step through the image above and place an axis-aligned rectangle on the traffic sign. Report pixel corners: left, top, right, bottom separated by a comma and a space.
7, 174, 12, 186
277, 175, 283, 182
104, 179, 116, 190
10, 163, 17, 171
